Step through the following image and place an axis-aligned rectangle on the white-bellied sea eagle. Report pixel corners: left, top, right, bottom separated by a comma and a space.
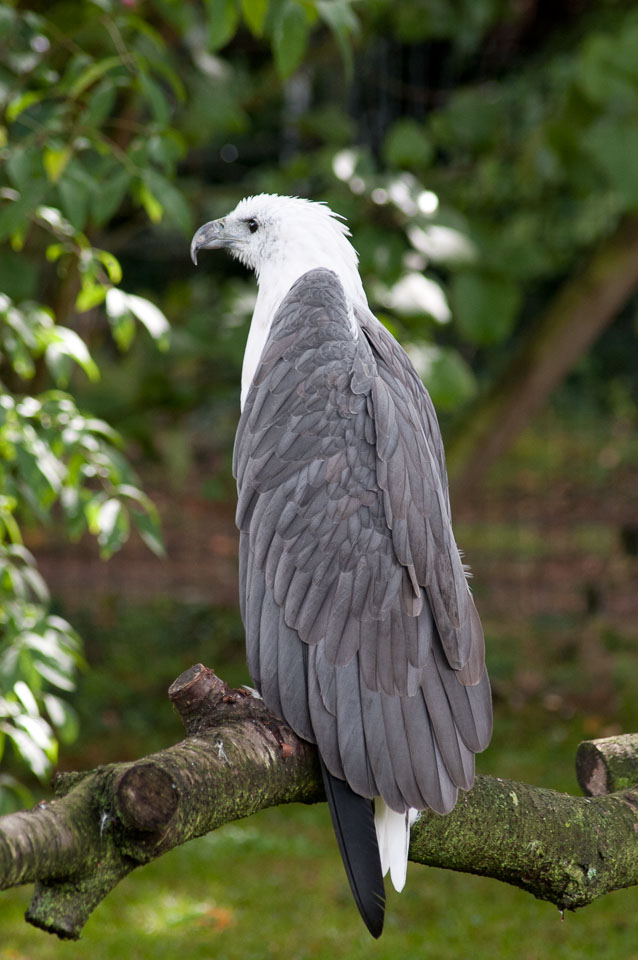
190, 194, 492, 938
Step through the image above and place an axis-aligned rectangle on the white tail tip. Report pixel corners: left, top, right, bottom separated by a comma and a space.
374, 799, 418, 893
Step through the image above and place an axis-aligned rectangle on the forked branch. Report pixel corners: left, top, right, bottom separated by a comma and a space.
0, 665, 636, 939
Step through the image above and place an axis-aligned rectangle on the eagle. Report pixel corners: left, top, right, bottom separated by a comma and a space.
191, 194, 492, 938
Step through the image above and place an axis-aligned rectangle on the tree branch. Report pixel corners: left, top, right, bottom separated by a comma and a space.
576, 734, 638, 796
1, 665, 637, 939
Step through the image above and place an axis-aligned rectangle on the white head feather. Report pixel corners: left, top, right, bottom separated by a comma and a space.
219, 194, 368, 406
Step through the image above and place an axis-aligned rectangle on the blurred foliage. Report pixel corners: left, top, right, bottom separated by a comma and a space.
0, 1, 183, 803
3, 0, 638, 456
0, 264, 166, 808
1, 0, 638, 804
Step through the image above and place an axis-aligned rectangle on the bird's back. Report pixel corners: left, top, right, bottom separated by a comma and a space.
233, 267, 492, 932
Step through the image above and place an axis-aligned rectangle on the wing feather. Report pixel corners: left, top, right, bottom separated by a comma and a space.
234, 268, 492, 820
335, 656, 377, 798
359, 681, 406, 811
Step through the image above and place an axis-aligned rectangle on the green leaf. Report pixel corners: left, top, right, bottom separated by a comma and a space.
13, 680, 39, 717
206, 0, 240, 51
6, 91, 45, 123
106, 288, 170, 346
316, 0, 358, 79
5, 342, 35, 380
146, 54, 187, 104
407, 343, 477, 411
126, 12, 166, 51
383, 119, 433, 170
4, 543, 37, 567
273, 1, 310, 79
95, 497, 129, 557
35, 205, 75, 236
85, 493, 107, 537
44, 326, 100, 381
576, 27, 638, 107
43, 694, 79, 744
139, 71, 170, 125
45, 243, 65, 262
81, 78, 117, 127
242, 0, 268, 36
143, 170, 192, 234
132, 509, 166, 557
0, 507, 23, 546
43, 146, 72, 184
123, 293, 170, 343
75, 279, 107, 313
7, 145, 43, 190
427, 347, 477, 410
91, 168, 130, 225
14, 427, 66, 495
20, 565, 49, 603
42, 349, 71, 387
15, 714, 55, 756
32, 662, 75, 693
115, 484, 165, 556
2, 724, 49, 778
82, 416, 121, 444
109, 311, 136, 351
96, 250, 122, 284
452, 272, 521, 346
68, 56, 122, 98
148, 131, 187, 172
138, 181, 163, 223
57, 166, 91, 230
3, 298, 39, 348
0, 194, 36, 242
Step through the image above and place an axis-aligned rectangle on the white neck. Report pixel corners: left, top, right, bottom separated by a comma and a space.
240, 255, 367, 410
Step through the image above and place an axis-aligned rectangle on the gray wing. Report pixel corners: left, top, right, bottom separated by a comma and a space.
233, 268, 491, 814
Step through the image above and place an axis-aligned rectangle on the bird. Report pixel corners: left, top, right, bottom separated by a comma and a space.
190, 194, 492, 938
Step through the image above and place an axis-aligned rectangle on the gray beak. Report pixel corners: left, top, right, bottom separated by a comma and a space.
190, 218, 229, 265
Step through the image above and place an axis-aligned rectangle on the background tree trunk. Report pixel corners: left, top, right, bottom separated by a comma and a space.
447, 216, 638, 499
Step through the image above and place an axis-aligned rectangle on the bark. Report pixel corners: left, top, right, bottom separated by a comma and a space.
446, 215, 638, 498
1, 665, 637, 940
576, 734, 638, 797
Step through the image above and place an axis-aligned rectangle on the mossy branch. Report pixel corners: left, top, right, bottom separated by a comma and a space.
0, 665, 637, 939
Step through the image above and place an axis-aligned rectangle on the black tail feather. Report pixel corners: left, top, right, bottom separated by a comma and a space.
319, 757, 385, 938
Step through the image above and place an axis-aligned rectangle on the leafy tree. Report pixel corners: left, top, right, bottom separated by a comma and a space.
0, 4, 180, 808
0, 224, 167, 809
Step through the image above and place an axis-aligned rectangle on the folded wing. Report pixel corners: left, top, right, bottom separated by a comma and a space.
233, 268, 492, 815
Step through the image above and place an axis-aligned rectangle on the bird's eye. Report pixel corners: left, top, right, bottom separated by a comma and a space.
247, 218, 259, 234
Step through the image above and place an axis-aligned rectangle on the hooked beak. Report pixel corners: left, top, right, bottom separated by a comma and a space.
190, 218, 231, 265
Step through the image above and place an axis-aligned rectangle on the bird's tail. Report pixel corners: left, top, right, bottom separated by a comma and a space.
374, 799, 418, 892
319, 757, 385, 938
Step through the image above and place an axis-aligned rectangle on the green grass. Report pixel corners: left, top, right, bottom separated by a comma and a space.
2, 801, 637, 960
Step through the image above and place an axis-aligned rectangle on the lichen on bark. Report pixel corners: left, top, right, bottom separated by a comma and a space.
0, 666, 637, 940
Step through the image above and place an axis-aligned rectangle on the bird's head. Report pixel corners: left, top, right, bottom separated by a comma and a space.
190, 194, 364, 298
